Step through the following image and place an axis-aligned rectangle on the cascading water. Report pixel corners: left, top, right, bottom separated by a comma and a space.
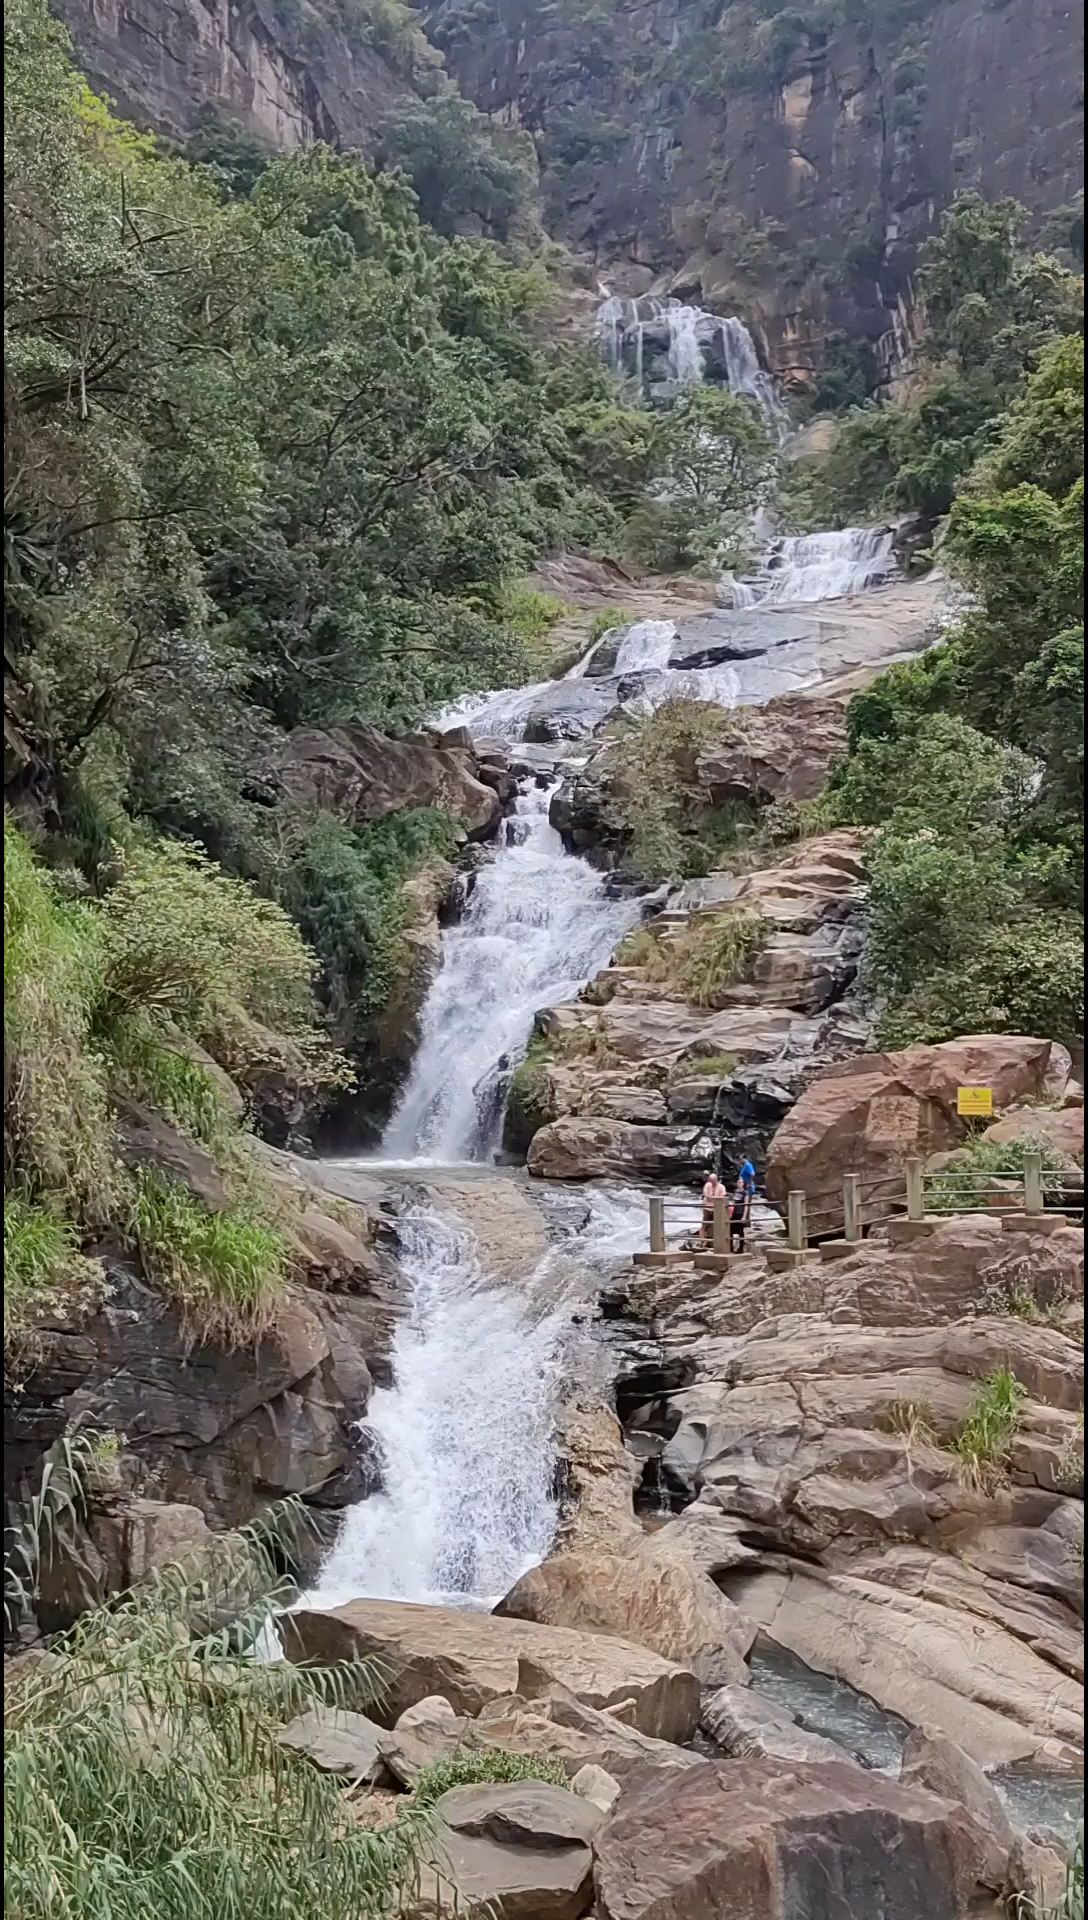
731, 526, 899, 607
380, 778, 640, 1164
305, 1203, 569, 1609
611, 617, 679, 673
596, 291, 785, 435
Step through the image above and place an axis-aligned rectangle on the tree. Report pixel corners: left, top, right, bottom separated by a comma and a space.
375, 92, 538, 241
633, 387, 777, 570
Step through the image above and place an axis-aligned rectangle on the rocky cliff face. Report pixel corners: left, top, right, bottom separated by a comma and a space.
425, 0, 1083, 384
51, 0, 432, 147
55, 0, 1082, 377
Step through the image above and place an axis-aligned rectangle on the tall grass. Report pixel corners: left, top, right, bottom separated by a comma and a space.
673, 911, 767, 1007
4, 1507, 428, 1920
133, 1171, 289, 1344
951, 1366, 1027, 1489
4, 1197, 103, 1349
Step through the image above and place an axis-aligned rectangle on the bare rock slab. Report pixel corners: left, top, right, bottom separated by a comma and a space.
283, 1599, 700, 1743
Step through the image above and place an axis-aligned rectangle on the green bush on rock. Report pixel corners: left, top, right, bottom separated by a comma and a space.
412, 1749, 569, 1806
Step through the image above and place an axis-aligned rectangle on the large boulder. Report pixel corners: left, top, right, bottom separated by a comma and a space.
283, 1599, 700, 1743
496, 1544, 754, 1686
766, 1035, 1061, 1210
696, 689, 851, 808
527, 1120, 706, 1182
268, 724, 502, 841
898, 1727, 1016, 1888
592, 1758, 985, 1920
408, 1781, 600, 1920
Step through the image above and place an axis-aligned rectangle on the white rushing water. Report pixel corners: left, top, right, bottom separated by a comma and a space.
596, 293, 785, 434
306, 1202, 569, 1608
731, 526, 898, 607
381, 778, 640, 1164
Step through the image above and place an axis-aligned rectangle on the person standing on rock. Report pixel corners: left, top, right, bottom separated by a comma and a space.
701, 1169, 728, 1245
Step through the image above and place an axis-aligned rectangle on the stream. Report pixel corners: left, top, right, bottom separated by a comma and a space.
298, 304, 1080, 1836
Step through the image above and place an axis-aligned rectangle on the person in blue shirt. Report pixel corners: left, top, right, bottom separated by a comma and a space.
738, 1156, 757, 1197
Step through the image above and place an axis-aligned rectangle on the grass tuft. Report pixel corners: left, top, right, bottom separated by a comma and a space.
412, 1749, 569, 1807
132, 1171, 288, 1345
878, 1398, 938, 1445
951, 1366, 1028, 1489
672, 911, 767, 1007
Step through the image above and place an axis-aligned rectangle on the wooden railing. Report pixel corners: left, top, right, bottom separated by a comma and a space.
638, 1151, 1082, 1264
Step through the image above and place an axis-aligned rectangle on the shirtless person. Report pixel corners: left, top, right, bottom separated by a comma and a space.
701, 1169, 728, 1245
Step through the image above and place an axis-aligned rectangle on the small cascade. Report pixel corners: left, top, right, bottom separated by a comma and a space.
731, 526, 899, 607
380, 779, 640, 1164
612, 617, 678, 673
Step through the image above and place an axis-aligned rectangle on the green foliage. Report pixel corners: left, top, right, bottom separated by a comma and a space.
412, 1749, 569, 1807
951, 1366, 1027, 1488
132, 1171, 289, 1345
794, 195, 1083, 522
4, 1506, 429, 1920
182, 106, 272, 199
376, 92, 538, 241
628, 388, 777, 571
4, 815, 118, 1220
606, 697, 742, 881
98, 839, 348, 1096
878, 1398, 938, 1445
283, 809, 460, 1023
925, 1134, 1081, 1217
672, 912, 768, 1007
4, 1198, 102, 1347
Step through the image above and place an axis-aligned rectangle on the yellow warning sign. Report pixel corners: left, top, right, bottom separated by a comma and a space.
957, 1086, 994, 1118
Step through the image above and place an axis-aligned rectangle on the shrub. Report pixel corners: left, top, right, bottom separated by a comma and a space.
951, 1366, 1027, 1488
4, 1503, 429, 1920
878, 1399, 938, 1445
503, 1039, 557, 1152
132, 1171, 289, 1345
673, 912, 767, 1008
412, 1749, 569, 1807
589, 607, 634, 642
4, 818, 119, 1220
925, 1133, 1081, 1216
676, 1050, 738, 1079
106, 1017, 236, 1149
99, 840, 347, 1095
607, 698, 738, 882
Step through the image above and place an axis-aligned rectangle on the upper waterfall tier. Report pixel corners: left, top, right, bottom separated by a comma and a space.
728, 527, 899, 607
596, 294, 786, 432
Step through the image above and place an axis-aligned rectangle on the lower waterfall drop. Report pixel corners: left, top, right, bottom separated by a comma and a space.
305, 1203, 569, 1609
380, 778, 640, 1164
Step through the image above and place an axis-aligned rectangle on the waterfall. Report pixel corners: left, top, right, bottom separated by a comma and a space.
305, 1203, 568, 1609
731, 527, 899, 607
380, 780, 640, 1164
666, 305, 705, 388
595, 292, 785, 434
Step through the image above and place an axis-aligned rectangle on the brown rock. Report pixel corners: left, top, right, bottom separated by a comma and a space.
696, 690, 851, 808
408, 1780, 599, 1920
766, 1035, 1059, 1211
899, 1727, 1015, 1888
269, 724, 501, 840
496, 1546, 754, 1686
593, 1758, 984, 1920
283, 1599, 700, 1743
725, 1559, 1083, 1769
527, 1120, 705, 1182
278, 1706, 384, 1779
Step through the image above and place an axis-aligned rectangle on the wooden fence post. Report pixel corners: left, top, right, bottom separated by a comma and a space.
649, 1196, 666, 1253
713, 1196, 730, 1256
843, 1173, 862, 1243
787, 1190, 807, 1251
1023, 1151, 1044, 1217
905, 1157, 925, 1222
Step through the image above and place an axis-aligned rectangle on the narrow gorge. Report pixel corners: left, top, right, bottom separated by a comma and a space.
4, 4, 1083, 1916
